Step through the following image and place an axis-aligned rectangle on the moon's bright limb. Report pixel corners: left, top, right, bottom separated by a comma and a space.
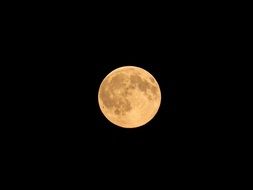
98, 66, 161, 128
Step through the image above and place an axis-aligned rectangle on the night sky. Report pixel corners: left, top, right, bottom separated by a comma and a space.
11, 4, 232, 181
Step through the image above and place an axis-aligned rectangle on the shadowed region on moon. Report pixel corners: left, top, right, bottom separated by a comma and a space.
98, 66, 161, 128
130, 73, 158, 99
99, 73, 132, 116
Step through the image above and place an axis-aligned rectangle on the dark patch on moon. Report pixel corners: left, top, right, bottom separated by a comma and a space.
129, 84, 135, 89
147, 95, 153, 100
114, 109, 120, 115
130, 74, 142, 84
113, 98, 132, 116
99, 80, 114, 108
130, 74, 152, 93
151, 85, 158, 96
100, 73, 133, 116
138, 79, 150, 92
149, 77, 155, 83
110, 73, 126, 89
122, 99, 132, 112
122, 89, 132, 96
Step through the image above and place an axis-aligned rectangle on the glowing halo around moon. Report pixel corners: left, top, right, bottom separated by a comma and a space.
98, 66, 161, 128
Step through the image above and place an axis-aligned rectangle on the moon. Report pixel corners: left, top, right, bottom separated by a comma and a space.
98, 66, 161, 128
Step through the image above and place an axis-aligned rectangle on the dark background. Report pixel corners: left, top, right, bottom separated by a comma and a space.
11, 3, 232, 173
4, 2, 240, 185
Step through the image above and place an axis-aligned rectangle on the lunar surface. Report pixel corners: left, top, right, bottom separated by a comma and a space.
98, 66, 161, 128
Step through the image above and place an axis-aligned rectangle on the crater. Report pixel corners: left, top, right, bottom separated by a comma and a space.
114, 109, 120, 115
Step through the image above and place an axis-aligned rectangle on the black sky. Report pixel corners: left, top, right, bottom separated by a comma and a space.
9, 3, 236, 181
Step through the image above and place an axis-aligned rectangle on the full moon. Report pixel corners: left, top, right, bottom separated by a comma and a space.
98, 66, 161, 128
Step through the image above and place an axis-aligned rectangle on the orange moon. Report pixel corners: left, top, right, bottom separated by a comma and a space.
98, 66, 161, 128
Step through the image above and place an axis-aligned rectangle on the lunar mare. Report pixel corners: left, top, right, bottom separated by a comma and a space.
98, 66, 161, 128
